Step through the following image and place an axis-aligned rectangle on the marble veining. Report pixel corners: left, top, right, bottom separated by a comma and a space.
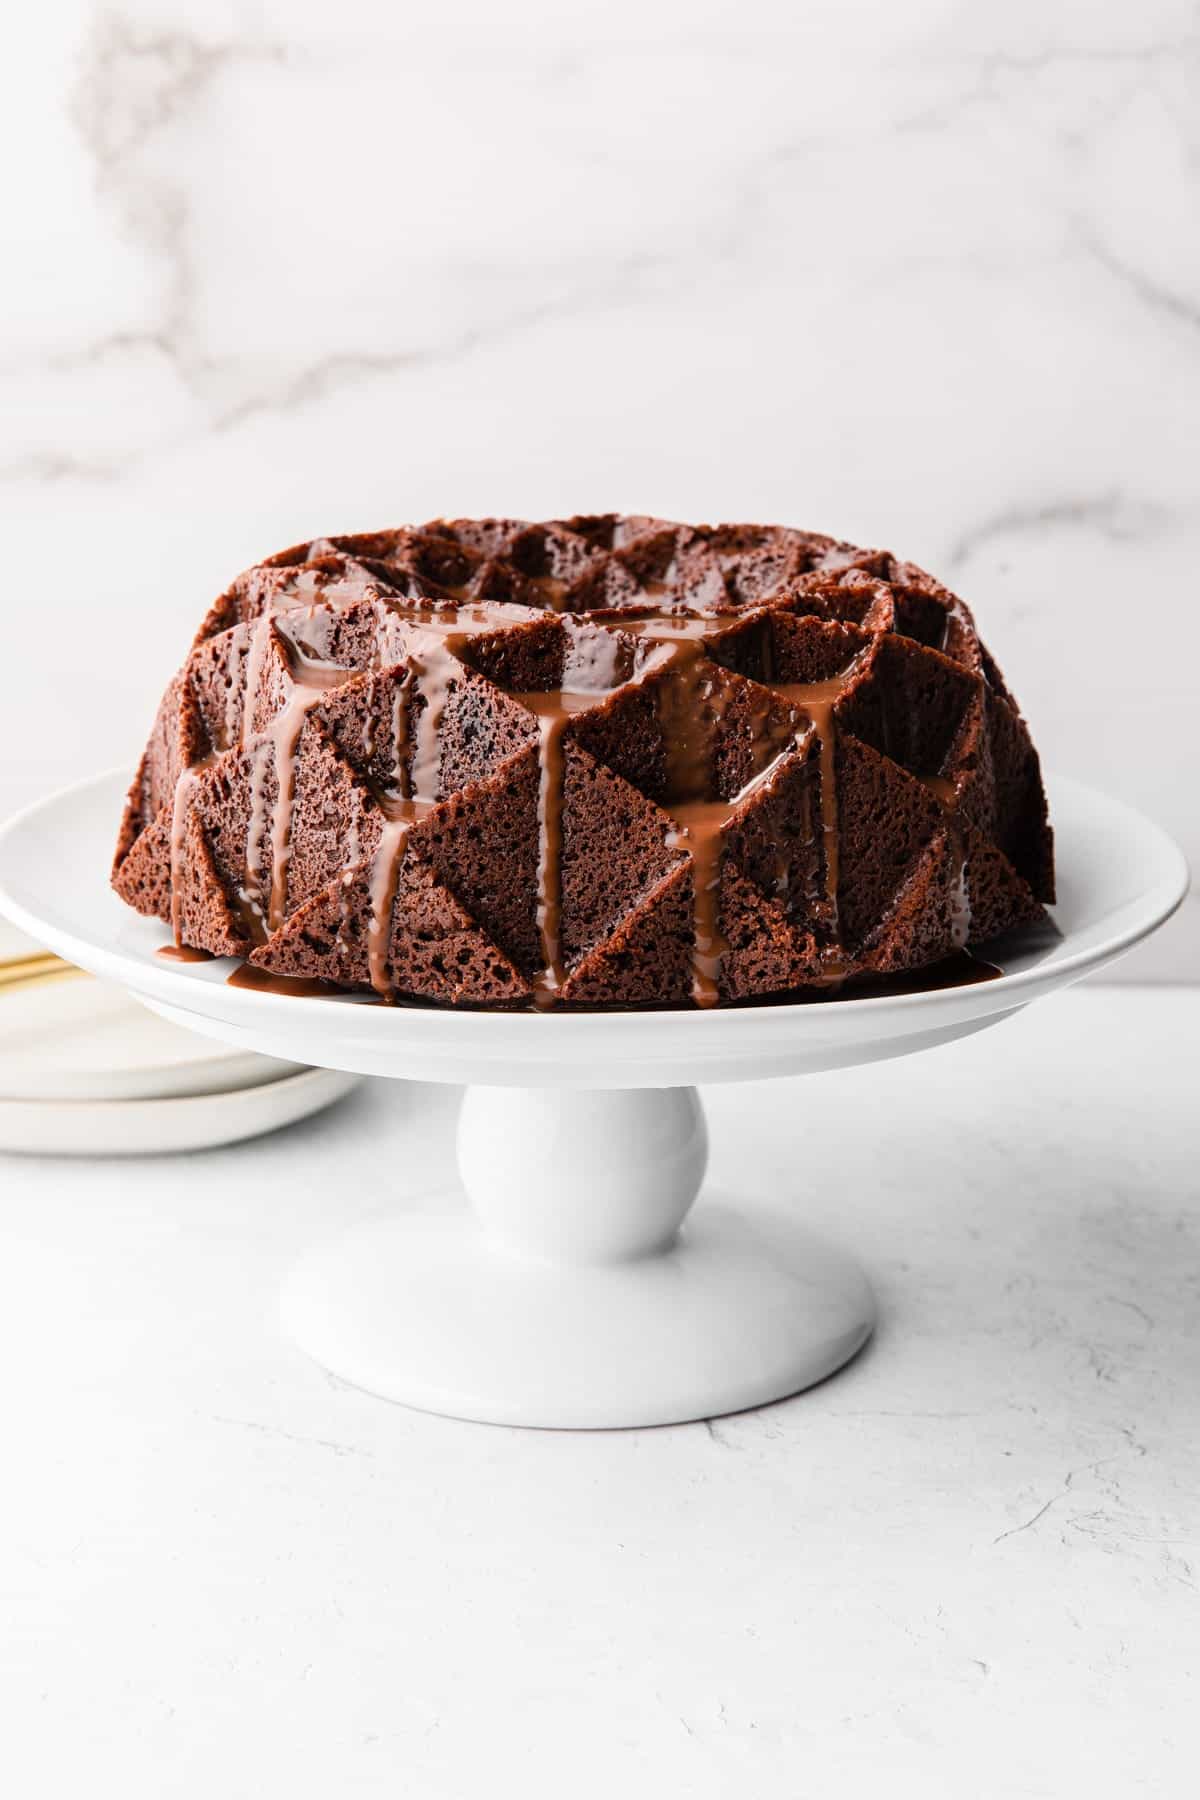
2, 1, 1196, 974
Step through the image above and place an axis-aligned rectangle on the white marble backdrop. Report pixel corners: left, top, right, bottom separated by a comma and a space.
3, 0, 1196, 976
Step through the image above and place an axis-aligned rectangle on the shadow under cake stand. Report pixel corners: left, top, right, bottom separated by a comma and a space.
0, 770, 1187, 1428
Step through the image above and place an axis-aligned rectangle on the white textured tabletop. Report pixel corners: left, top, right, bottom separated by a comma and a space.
1, 985, 1196, 1798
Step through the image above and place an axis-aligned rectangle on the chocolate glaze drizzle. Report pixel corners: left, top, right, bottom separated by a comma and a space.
511, 689, 604, 1008
770, 678, 850, 924
165, 563, 988, 1010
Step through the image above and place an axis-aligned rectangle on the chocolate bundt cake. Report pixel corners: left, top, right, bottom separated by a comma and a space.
112, 516, 1054, 1009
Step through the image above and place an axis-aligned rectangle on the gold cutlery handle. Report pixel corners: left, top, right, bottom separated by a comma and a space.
0, 953, 86, 991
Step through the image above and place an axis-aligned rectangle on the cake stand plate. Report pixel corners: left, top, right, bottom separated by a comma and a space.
0, 771, 1186, 1427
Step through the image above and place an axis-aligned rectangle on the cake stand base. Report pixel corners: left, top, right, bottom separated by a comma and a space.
282, 1209, 873, 1430
281, 1085, 875, 1428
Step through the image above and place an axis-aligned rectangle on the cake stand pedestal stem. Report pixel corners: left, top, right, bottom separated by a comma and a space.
457, 1085, 708, 1265
282, 1081, 876, 1429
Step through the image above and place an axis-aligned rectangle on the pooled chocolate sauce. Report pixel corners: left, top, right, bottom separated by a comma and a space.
721, 949, 1003, 1008
839, 949, 1001, 998
219, 945, 1005, 1006
155, 941, 214, 964
226, 963, 347, 999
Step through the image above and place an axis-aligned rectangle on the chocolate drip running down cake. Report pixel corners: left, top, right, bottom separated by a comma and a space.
112, 516, 1054, 1010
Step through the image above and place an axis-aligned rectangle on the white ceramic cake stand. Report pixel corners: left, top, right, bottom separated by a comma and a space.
0, 770, 1186, 1428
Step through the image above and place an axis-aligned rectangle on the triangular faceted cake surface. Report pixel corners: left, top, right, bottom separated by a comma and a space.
113, 515, 1054, 1008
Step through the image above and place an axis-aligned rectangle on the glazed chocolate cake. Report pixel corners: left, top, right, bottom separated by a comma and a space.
112, 516, 1054, 1009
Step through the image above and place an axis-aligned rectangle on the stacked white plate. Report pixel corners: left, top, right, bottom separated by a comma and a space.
0, 923, 358, 1156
